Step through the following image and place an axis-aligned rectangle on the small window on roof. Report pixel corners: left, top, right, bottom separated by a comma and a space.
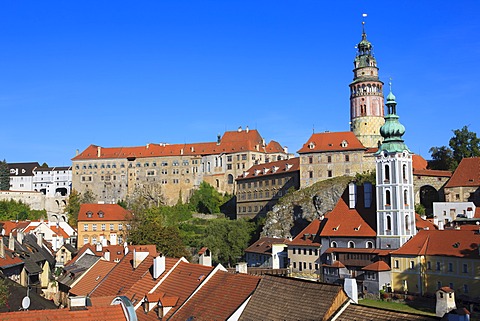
87, 211, 93, 218
98, 211, 104, 218
341, 140, 348, 148
308, 142, 315, 149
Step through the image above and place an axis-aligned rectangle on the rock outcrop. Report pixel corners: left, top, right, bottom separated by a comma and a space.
262, 176, 352, 238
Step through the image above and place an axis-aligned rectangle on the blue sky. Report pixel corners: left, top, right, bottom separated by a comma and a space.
1, 1, 479, 166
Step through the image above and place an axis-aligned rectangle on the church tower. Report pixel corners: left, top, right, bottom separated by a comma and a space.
375, 86, 416, 250
350, 20, 385, 148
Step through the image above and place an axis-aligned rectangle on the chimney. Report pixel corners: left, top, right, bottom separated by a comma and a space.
235, 262, 248, 274
283, 146, 288, 154
245, 126, 249, 133
217, 134, 221, 145
238, 126, 242, 132
438, 220, 444, 230
153, 254, 166, 279
8, 233, 15, 251
180, 148, 184, 155
104, 250, 110, 261
17, 231, 24, 244
102, 237, 107, 246
124, 242, 128, 255
37, 233, 43, 247
97, 146, 101, 157
75, 149, 79, 156
146, 143, 150, 149
348, 182, 357, 209
96, 242, 102, 252
133, 249, 149, 269
0, 237, 5, 258
344, 278, 358, 304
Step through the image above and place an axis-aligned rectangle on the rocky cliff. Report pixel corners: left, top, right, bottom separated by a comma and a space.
262, 176, 353, 238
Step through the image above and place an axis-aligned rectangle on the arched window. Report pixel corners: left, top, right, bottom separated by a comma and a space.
385, 190, 391, 205
402, 164, 407, 181
384, 164, 390, 181
404, 189, 408, 205
386, 215, 392, 231
366, 241, 374, 249
227, 174, 234, 184
330, 241, 337, 248
405, 215, 410, 230
348, 241, 355, 248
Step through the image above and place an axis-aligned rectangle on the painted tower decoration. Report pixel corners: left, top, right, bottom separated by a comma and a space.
350, 17, 385, 149
375, 86, 416, 250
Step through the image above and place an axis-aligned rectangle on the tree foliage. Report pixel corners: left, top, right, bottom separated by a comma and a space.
429, 126, 480, 170
65, 189, 96, 227
0, 199, 46, 221
0, 277, 9, 308
354, 170, 376, 185
189, 182, 232, 214
127, 211, 189, 258
0, 160, 9, 191
201, 218, 255, 267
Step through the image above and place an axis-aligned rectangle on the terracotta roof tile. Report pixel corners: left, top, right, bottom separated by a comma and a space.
245, 237, 290, 255
415, 213, 437, 231
361, 260, 391, 272
236, 158, 299, 180
69, 260, 117, 296
297, 131, 366, 154
148, 261, 214, 319
320, 187, 376, 237
78, 204, 132, 222
0, 247, 23, 268
289, 219, 321, 246
170, 270, 260, 321
0, 305, 128, 320
322, 261, 346, 268
391, 229, 480, 258
50, 226, 69, 238
445, 157, 480, 188
337, 303, 439, 321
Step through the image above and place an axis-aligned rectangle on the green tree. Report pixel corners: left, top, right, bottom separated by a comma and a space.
429, 126, 480, 170
127, 212, 189, 258
65, 189, 96, 226
202, 218, 254, 267
354, 170, 376, 185
415, 203, 426, 216
0, 277, 9, 308
40, 162, 49, 168
0, 199, 45, 221
189, 182, 230, 214
0, 160, 9, 191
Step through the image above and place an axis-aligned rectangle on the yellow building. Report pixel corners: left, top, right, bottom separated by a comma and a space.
390, 228, 480, 299
77, 203, 132, 248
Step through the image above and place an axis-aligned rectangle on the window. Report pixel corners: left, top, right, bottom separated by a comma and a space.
308, 156, 313, 164
464, 284, 469, 293
83, 237, 88, 245
87, 211, 93, 218
309, 171, 313, 179
366, 241, 373, 248
410, 261, 415, 269
292, 248, 296, 254
92, 224, 97, 231
345, 155, 350, 162
385, 190, 391, 205
119, 224, 123, 231
84, 224, 88, 231
448, 262, 453, 272
394, 260, 399, 268
327, 170, 332, 177
463, 263, 468, 273
98, 211, 104, 218
101, 224, 106, 231
309, 249, 312, 255
385, 164, 390, 181
405, 215, 410, 230
436, 262, 441, 271
227, 155, 232, 162
293, 262, 296, 269
110, 224, 114, 231
402, 164, 407, 181
241, 154, 247, 160
327, 156, 332, 163
427, 261, 431, 270
330, 241, 337, 248
348, 241, 355, 248
386, 215, 392, 231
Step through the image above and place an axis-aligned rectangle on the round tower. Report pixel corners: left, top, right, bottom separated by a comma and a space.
350, 20, 385, 148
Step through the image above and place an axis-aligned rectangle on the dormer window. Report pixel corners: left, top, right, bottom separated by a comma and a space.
98, 211, 104, 218
87, 211, 93, 218
272, 166, 279, 173
341, 140, 348, 148
308, 142, 315, 149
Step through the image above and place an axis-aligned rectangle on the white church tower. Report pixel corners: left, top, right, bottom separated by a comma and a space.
375, 85, 416, 250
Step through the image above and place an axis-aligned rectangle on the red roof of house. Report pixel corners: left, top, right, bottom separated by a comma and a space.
0, 305, 128, 320
78, 204, 132, 222
148, 261, 214, 319
297, 132, 366, 154
320, 187, 376, 238
411, 154, 452, 177
236, 158, 299, 181
90, 252, 179, 299
72, 129, 285, 161
69, 260, 117, 296
415, 214, 437, 231
0, 248, 23, 268
391, 229, 480, 258
169, 270, 260, 321
322, 261, 346, 268
445, 157, 480, 188
361, 261, 391, 272
245, 237, 290, 255
50, 226, 69, 238
289, 219, 322, 246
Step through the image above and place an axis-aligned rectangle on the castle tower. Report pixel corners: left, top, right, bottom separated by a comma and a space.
350, 19, 385, 148
375, 86, 416, 250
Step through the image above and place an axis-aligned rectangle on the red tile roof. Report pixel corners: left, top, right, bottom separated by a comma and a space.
411, 154, 452, 177
415, 214, 437, 231
236, 158, 299, 181
0, 305, 128, 320
50, 226, 69, 238
148, 261, 214, 319
322, 261, 346, 268
361, 261, 391, 272
0, 248, 23, 268
245, 237, 290, 255
391, 229, 480, 258
289, 219, 321, 246
72, 129, 285, 161
320, 187, 376, 237
445, 157, 480, 188
297, 131, 366, 154
69, 260, 117, 296
78, 204, 132, 222
170, 270, 260, 321
90, 252, 179, 299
